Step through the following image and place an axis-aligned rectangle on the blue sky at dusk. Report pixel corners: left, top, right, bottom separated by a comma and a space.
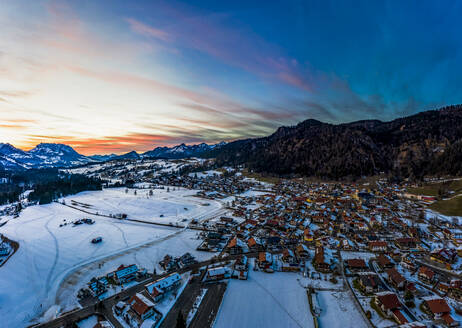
1, 0, 461, 154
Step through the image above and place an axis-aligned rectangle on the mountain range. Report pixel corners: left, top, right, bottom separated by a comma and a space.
0, 142, 227, 170
206, 104, 462, 180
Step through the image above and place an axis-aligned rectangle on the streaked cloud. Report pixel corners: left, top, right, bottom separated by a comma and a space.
1, 0, 461, 154
125, 18, 171, 42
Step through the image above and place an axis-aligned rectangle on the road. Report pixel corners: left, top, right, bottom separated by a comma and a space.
189, 282, 227, 328
158, 273, 204, 328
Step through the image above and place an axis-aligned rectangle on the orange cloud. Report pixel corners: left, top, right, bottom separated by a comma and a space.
22, 133, 174, 155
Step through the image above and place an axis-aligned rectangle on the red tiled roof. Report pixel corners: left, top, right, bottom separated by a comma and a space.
418, 266, 435, 279
392, 309, 408, 324
346, 259, 367, 268
129, 294, 152, 317
424, 298, 451, 314
442, 313, 455, 325
369, 241, 387, 247
377, 293, 400, 310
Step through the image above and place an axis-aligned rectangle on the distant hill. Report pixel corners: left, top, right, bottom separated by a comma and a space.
142, 142, 226, 159
0, 143, 93, 169
0, 141, 227, 170
207, 104, 462, 180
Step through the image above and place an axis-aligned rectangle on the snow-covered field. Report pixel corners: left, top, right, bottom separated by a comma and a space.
316, 291, 368, 328
65, 187, 224, 225
0, 188, 223, 327
214, 266, 314, 328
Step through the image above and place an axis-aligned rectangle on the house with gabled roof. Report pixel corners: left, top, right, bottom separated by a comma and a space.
369, 240, 387, 252
358, 272, 380, 293
375, 291, 408, 325
449, 280, 462, 301
110, 264, 138, 284
127, 293, 160, 323
421, 296, 458, 327
345, 258, 368, 272
385, 267, 406, 290
418, 266, 435, 285
145, 273, 181, 302
295, 243, 310, 260
205, 266, 231, 281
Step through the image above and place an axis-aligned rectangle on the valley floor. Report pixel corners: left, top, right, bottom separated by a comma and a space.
0, 187, 223, 327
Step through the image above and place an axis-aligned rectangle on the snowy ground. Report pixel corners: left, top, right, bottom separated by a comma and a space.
0, 188, 223, 327
316, 291, 368, 328
64, 187, 224, 225
214, 265, 314, 328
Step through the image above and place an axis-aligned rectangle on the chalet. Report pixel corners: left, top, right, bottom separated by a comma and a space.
313, 246, 330, 273
128, 293, 158, 322
111, 264, 138, 284
385, 267, 406, 290
358, 272, 380, 293
369, 240, 387, 252
375, 292, 407, 325
178, 253, 197, 268
205, 266, 230, 281
226, 237, 246, 255
146, 273, 181, 302
159, 255, 176, 271
88, 277, 108, 296
430, 248, 458, 267
418, 266, 435, 285
282, 248, 297, 264
449, 280, 462, 301
437, 282, 450, 295
295, 244, 310, 260
401, 255, 417, 271
234, 255, 248, 271
377, 254, 394, 270
345, 259, 368, 272
395, 237, 417, 249
246, 237, 264, 252
258, 252, 273, 269
421, 297, 458, 327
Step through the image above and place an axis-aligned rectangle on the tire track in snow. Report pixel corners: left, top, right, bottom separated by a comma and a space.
45, 215, 60, 294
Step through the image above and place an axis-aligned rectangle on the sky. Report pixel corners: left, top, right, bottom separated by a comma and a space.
1, 0, 462, 155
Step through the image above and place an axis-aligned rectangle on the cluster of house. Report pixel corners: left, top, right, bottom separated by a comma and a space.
345, 249, 462, 327
115, 273, 182, 327
373, 291, 460, 327
159, 253, 198, 272
71, 162, 462, 327
187, 178, 462, 327
150, 168, 260, 200
79, 264, 148, 298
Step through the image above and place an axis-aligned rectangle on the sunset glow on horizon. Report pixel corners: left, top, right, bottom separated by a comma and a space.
1, 0, 462, 155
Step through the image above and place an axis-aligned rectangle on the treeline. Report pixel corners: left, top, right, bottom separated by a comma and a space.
0, 168, 102, 205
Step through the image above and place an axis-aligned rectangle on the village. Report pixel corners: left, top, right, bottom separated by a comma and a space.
2, 158, 462, 328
